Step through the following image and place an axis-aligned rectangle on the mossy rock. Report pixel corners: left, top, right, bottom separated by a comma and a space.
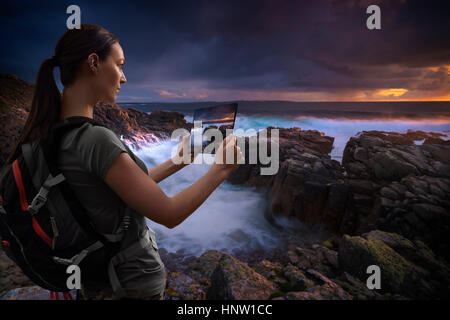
334, 272, 381, 300
320, 240, 334, 250
363, 230, 446, 273
338, 234, 418, 295
207, 253, 276, 300
269, 291, 285, 300
0, 103, 10, 114
184, 250, 223, 282
282, 264, 315, 291
166, 272, 206, 300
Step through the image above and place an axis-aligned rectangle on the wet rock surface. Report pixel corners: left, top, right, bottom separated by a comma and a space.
341, 130, 450, 260
230, 128, 450, 261
228, 127, 346, 230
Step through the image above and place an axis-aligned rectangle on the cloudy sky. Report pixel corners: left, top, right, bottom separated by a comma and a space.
1, 0, 449, 102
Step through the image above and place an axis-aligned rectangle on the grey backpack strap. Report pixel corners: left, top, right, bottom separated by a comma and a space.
52, 209, 131, 266
27, 173, 66, 215
22, 143, 40, 190
71, 241, 105, 265
22, 142, 66, 215
52, 240, 105, 266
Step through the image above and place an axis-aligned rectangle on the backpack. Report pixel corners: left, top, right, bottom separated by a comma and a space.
0, 117, 135, 297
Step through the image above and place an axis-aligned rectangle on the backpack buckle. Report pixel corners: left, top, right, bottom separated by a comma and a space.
27, 173, 65, 215
52, 256, 73, 265
28, 189, 49, 215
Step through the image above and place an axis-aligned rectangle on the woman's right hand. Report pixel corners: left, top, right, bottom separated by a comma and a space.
212, 134, 244, 176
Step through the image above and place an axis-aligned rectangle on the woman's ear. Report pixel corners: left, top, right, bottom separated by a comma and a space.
87, 53, 99, 74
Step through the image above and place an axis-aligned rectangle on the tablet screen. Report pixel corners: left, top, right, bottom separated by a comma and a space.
190, 103, 238, 153
193, 103, 238, 128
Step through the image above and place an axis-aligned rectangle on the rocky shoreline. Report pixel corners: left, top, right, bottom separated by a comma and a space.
1, 74, 449, 300
228, 127, 450, 260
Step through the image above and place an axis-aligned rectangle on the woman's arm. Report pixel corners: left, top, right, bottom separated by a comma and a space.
147, 134, 193, 183
105, 135, 242, 229
147, 160, 187, 183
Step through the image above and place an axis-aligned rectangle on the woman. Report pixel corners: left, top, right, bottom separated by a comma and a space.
7, 23, 243, 299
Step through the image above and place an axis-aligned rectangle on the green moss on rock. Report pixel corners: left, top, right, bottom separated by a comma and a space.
338, 234, 417, 294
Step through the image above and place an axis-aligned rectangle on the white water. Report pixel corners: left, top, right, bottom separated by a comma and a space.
233, 116, 450, 161
135, 140, 325, 257
132, 116, 450, 256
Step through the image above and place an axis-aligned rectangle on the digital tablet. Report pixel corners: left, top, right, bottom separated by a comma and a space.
190, 103, 238, 153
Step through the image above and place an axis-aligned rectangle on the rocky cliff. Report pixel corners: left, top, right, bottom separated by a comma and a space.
0, 74, 34, 165
227, 128, 450, 262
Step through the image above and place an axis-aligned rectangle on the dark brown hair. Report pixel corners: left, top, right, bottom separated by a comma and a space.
7, 23, 118, 164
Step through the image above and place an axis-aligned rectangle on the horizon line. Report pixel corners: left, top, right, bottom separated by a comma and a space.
117, 99, 450, 104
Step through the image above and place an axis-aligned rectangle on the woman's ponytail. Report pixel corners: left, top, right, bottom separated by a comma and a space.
6, 23, 118, 164
6, 57, 61, 163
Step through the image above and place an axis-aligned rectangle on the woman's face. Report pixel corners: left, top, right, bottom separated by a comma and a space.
94, 42, 127, 103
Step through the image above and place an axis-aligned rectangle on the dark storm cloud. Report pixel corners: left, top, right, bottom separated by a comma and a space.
1, 0, 449, 100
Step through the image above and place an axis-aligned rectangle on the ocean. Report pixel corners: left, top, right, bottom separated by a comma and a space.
119, 101, 450, 257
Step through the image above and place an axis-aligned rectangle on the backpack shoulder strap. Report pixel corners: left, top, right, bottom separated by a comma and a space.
22, 142, 39, 189
48, 116, 137, 163
48, 116, 103, 142
40, 117, 133, 247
